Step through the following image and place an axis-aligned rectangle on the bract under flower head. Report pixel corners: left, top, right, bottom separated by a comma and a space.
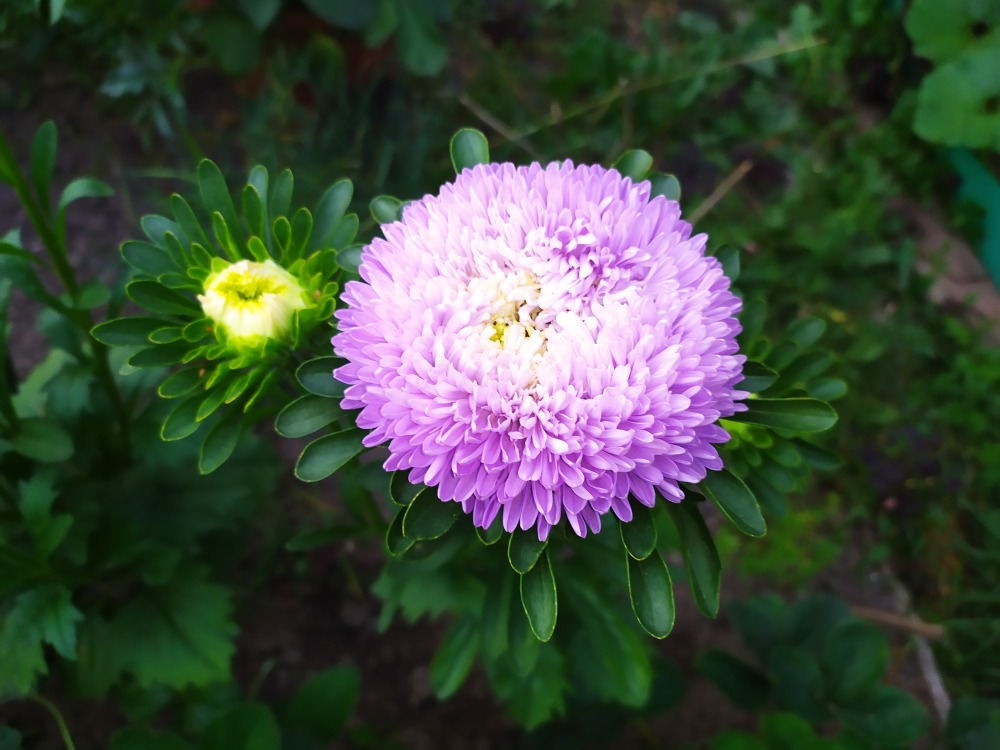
200, 259, 309, 349
333, 161, 747, 541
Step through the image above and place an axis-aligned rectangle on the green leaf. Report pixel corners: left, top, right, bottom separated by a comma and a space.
765, 352, 833, 396
665, 498, 721, 618
914, 50, 1000, 149
727, 399, 838, 433
0, 584, 82, 696
296, 356, 347, 398
158, 367, 205, 398
111, 727, 195, 750
745, 471, 788, 517
91, 318, 164, 346
199, 703, 280, 750
0, 241, 44, 266
648, 172, 682, 201
946, 696, 1000, 750
396, 2, 447, 76
0, 256, 72, 315
241, 184, 266, 243
740, 361, 778, 393
482, 572, 514, 660
11, 417, 73, 462
268, 168, 293, 221
127, 280, 201, 316
294, 427, 367, 482
520, 550, 557, 641
792, 439, 842, 471
476, 513, 504, 545
198, 160, 245, 255
806, 377, 847, 401
199, 407, 243, 475
696, 649, 771, 711
370, 195, 403, 225
714, 244, 740, 281
905, 0, 1000, 65
450, 128, 490, 174
390, 471, 423, 506
336, 244, 364, 273
202, 12, 262, 78
283, 664, 360, 742
613, 149, 653, 181
759, 713, 823, 750
386, 509, 414, 556
621, 501, 658, 560
330, 213, 359, 249
275, 394, 344, 438
784, 317, 827, 348
240, 0, 281, 30
402, 486, 461, 540
57, 177, 114, 215
822, 618, 888, 703
289, 207, 313, 260
728, 594, 795, 661
701, 469, 766, 537
627, 551, 675, 638
430, 614, 479, 699
837, 685, 929, 748
128, 342, 192, 369
710, 731, 768, 750
768, 646, 828, 723
162, 394, 206, 441
30, 121, 56, 207
309, 179, 354, 251
302, 0, 374, 29
111, 576, 237, 689
508, 528, 547, 574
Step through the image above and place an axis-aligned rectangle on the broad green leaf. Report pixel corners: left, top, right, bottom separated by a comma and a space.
915, 48, 1000, 150
784, 317, 827, 348
745, 471, 788, 517
767, 437, 802, 467
57, 177, 114, 215
741, 361, 778, 393
520, 550, 557, 641
822, 618, 888, 702
14, 585, 81, 659
370, 195, 403, 225
806, 377, 847, 401
759, 713, 823, 750
0, 584, 82, 695
111, 728, 194, 750
386, 510, 414, 556
727, 398, 837, 433
701, 469, 766, 537
764, 352, 832, 396
10, 417, 73, 462
508, 528, 547, 573
127, 280, 201, 316
396, 2, 447, 76
283, 664, 360, 742
336, 244, 364, 273
728, 594, 795, 661
450, 128, 490, 174
768, 646, 828, 723
389, 471, 423, 506
697, 649, 771, 711
789, 593, 850, 654
128, 342, 192, 369
199, 407, 243, 474
905, 0, 1000, 64
158, 367, 206, 398
430, 614, 479, 699
111, 576, 237, 689
792, 439, 842, 471
196, 384, 230, 422
199, 703, 280, 750
92, 313, 163, 346
30, 121, 56, 207
648, 172, 681, 201
613, 149, 653, 181
621, 501, 658, 560
665, 498, 721, 617
837, 685, 929, 748
202, 12, 262, 77
275, 394, 344, 438
330, 213, 359, 249
482, 572, 514, 660
627, 552, 675, 638
294, 427, 366, 482
240, 0, 281, 30
296, 356, 348, 398
766, 341, 799, 371
714, 244, 740, 281
162, 394, 206, 441
402, 486, 461, 540
309, 179, 354, 251
476, 513, 504, 545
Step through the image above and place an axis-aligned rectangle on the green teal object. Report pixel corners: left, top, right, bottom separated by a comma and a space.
950, 148, 1000, 290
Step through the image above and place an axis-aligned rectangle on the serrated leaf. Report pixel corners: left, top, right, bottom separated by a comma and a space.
697, 649, 771, 711
10, 417, 73, 462
402, 486, 461, 540
621, 501, 657, 559
613, 149, 653, 181
450, 128, 490, 174
822, 618, 888, 703
0, 584, 82, 696
508, 528, 547, 573
520, 550, 557, 641
727, 398, 837, 433
627, 552, 675, 638
430, 614, 479, 699
665, 497, 721, 617
283, 664, 360, 742
701, 469, 766, 537
275, 394, 344, 438
294, 427, 366, 482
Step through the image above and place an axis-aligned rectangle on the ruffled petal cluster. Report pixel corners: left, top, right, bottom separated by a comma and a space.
333, 161, 746, 540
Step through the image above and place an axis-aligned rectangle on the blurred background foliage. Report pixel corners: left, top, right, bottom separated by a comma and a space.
2, 0, 1000, 746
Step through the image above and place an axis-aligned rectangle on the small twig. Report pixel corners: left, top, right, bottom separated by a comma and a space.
850, 605, 945, 640
246, 657, 276, 702
456, 93, 543, 160
688, 160, 754, 224
32, 695, 77, 750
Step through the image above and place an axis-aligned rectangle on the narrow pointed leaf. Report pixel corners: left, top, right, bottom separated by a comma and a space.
158, 367, 205, 398
31, 121, 57, 207
665, 498, 721, 618
198, 159, 244, 253
701, 469, 766, 537
627, 551, 675, 638
127, 342, 192, 369
269, 168, 293, 219
727, 399, 837, 433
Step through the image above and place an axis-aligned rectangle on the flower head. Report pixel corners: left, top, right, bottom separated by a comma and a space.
333, 161, 746, 540
199, 259, 309, 349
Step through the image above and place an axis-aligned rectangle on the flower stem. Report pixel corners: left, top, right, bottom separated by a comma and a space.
31, 695, 77, 750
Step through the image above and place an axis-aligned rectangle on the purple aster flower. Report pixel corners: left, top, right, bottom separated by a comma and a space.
333, 161, 747, 541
